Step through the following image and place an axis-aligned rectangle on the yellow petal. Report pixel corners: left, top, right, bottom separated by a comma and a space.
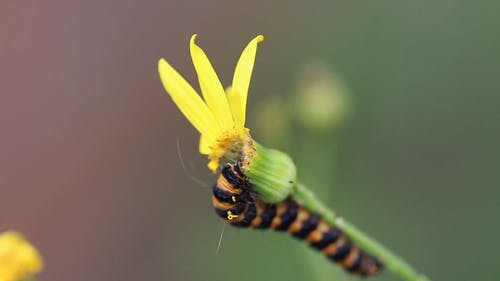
158, 58, 219, 139
190, 34, 234, 131
225, 86, 245, 128
199, 134, 212, 155
231, 35, 264, 127
0, 231, 43, 280
208, 159, 219, 173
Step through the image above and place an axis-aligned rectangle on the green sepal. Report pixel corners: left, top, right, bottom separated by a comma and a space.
244, 142, 296, 203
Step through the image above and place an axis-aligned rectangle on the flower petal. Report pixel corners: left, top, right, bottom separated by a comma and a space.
190, 35, 234, 131
208, 158, 219, 172
0, 231, 43, 279
158, 58, 219, 139
225, 86, 245, 128
231, 35, 264, 127
199, 134, 212, 155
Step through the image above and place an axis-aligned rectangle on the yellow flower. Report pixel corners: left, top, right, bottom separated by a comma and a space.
158, 34, 264, 172
0, 231, 43, 281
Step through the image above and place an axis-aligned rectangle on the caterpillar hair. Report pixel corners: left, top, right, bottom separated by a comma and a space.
212, 162, 383, 277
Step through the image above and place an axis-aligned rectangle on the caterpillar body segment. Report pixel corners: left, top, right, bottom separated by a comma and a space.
212, 163, 383, 277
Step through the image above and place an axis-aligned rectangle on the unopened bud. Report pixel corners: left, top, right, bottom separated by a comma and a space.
293, 62, 351, 131
243, 142, 296, 203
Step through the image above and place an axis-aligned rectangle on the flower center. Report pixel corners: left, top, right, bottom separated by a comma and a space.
207, 127, 255, 171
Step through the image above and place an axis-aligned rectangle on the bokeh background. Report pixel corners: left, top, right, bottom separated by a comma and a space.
1, 1, 499, 281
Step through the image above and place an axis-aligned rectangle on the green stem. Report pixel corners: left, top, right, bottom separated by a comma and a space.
292, 182, 430, 281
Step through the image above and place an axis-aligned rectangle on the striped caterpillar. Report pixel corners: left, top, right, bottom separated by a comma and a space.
212, 162, 383, 277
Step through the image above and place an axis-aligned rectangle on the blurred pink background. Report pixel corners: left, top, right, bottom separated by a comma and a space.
0, 1, 306, 280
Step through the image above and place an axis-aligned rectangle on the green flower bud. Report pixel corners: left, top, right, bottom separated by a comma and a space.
243, 142, 296, 203
293, 62, 351, 131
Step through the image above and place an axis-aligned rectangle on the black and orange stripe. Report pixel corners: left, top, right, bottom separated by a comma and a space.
212, 162, 383, 277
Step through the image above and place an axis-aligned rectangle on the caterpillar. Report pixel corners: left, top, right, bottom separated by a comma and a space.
212, 162, 383, 277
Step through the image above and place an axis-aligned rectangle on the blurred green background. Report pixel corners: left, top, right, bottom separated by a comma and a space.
1, 1, 499, 281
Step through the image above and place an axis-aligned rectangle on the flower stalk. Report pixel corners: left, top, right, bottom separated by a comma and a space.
241, 142, 430, 281
291, 181, 430, 281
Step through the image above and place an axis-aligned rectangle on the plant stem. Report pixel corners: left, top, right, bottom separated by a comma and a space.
292, 182, 430, 281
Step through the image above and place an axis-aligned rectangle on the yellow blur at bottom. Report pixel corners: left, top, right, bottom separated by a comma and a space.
0, 231, 43, 281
